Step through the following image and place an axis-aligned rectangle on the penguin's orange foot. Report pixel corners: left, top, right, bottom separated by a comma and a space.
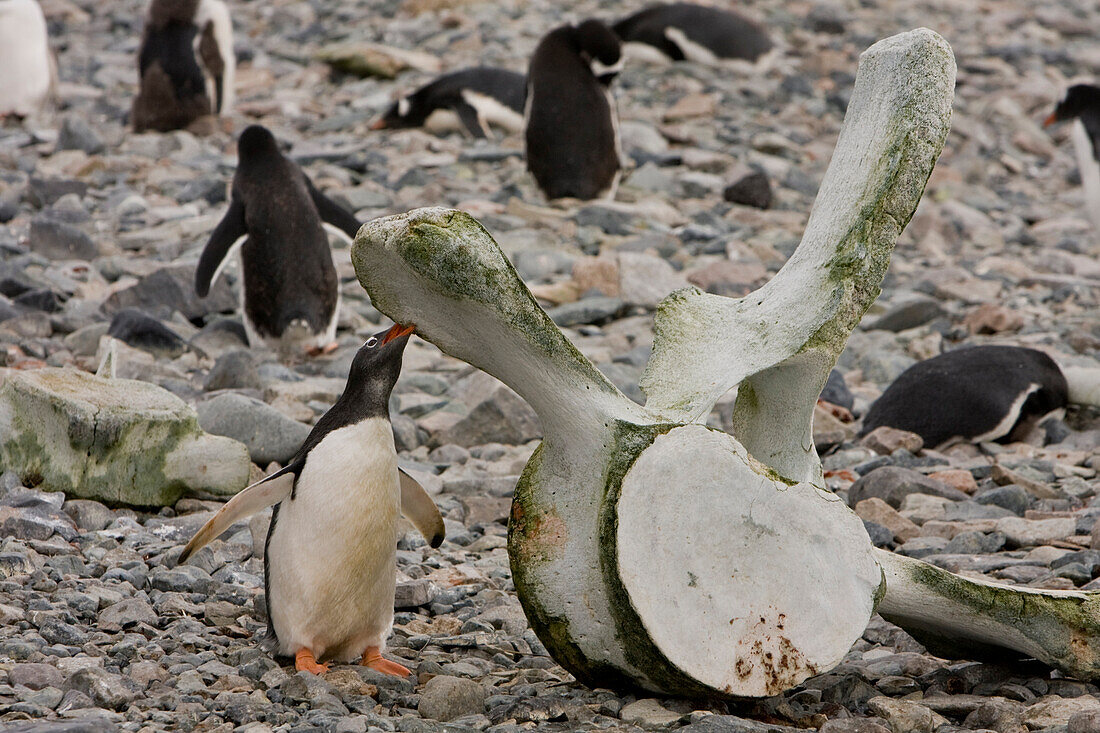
305, 341, 340, 357
295, 648, 329, 675
362, 646, 410, 677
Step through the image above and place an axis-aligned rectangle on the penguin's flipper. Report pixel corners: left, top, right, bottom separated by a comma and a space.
453, 101, 489, 139
304, 174, 361, 240
195, 197, 246, 297
398, 468, 445, 548
178, 467, 295, 563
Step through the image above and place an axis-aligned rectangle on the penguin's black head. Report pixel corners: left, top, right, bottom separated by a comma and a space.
237, 125, 280, 160
1045, 84, 1100, 127
574, 19, 623, 85
344, 323, 415, 412
371, 96, 421, 131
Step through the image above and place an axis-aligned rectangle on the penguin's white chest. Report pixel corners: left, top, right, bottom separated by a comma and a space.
266, 418, 401, 661
0, 0, 52, 116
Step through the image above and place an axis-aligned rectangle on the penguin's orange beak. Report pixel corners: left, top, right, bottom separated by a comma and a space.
1043, 113, 1058, 128
370, 118, 388, 130
381, 323, 415, 345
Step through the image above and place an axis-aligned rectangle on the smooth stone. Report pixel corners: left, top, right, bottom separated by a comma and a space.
196, 392, 310, 465
28, 217, 97, 260
417, 675, 486, 722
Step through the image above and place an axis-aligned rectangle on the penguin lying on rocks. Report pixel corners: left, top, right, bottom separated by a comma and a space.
132, 0, 235, 132
194, 125, 362, 357
611, 3, 773, 65
180, 325, 444, 675
1045, 84, 1100, 228
525, 20, 623, 201
372, 67, 526, 139
859, 345, 1100, 448
0, 0, 54, 117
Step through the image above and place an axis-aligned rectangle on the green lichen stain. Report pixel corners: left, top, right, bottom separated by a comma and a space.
356, 209, 622, 399
595, 420, 726, 698
886, 561, 1100, 677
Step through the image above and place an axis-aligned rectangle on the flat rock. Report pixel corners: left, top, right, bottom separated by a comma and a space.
0, 367, 249, 506
196, 392, 310, 465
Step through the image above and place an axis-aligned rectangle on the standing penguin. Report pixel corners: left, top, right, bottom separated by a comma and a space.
180, 325, 445, 675
525, 20, 623, 201
611, 3, 773, 65
0, 0, 53, 117
1045, 84, 1100, 229
132, 0, 235, 132
371, 67, 527, 139
195, 125, 361, 356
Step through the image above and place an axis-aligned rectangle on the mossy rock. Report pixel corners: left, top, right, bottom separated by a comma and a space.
0, 367, 250, 507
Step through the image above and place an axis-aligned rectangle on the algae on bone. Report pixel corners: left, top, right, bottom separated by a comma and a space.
641, 29, 955, 485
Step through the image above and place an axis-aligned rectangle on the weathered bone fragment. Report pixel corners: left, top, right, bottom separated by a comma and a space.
353, 29, 1100, 695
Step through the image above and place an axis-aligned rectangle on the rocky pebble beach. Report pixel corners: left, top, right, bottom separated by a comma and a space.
2, 0, 1100, 730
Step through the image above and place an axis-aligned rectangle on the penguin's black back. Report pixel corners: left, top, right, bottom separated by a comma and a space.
132, 0, 213, 132
234, 127, 338, 338
526, 21, 622, 200
413, 68, 527, 120
613, 3, 772, 62
860, 345, 1069, 448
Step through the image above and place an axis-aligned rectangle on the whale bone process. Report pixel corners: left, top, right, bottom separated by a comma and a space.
353, 29, 1100, 697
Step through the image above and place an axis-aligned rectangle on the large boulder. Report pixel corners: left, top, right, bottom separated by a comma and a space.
0, 368, 250, 507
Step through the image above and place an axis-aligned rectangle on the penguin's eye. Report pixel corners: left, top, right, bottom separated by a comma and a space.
365, 337, 379, 347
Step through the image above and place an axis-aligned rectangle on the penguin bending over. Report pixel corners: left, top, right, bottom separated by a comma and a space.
1045, 84, 1100, 229
180, 326, 445, 675
612, 3, 773, 66
195, 125, 361, 357
132, 0, 235, 132
859, 345, 1071, 449
0, 0, 53, 117
525, 20, 623, 201
372, 67, 526, 139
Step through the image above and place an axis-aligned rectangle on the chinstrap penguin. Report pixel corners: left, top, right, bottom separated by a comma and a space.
132, 0, 235, 132
1045, 84, 1100, 228
180, 325, 445, 675
0, 0, 54, 117
372, 67, 527, 139
194, 125, 362, 357
525, 20, 623, 201
611, 3, 773, 65
859, 345, 1069, 449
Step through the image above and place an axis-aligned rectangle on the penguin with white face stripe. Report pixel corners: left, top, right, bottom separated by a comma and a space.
180, 325, 445, 675
525, 20, 624, 201
132, 0, 235, 132
194, 125, 362, 357
371, 67, 527, 139
859, 345, 1070, 449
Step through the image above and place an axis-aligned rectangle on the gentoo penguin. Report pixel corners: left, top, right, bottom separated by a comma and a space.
859, 345, 1069, 449
1045, 84, 1100, 229
132, 0, 235, 132
612, 3, 773, 65
525, 20, 623, 201
0, 0, 53, 117
180, 325, 445, 675
371, 67, 527, 139
194, 125, 361, 356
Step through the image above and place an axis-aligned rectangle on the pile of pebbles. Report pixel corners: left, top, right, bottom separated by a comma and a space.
1, 0, 1100, 730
